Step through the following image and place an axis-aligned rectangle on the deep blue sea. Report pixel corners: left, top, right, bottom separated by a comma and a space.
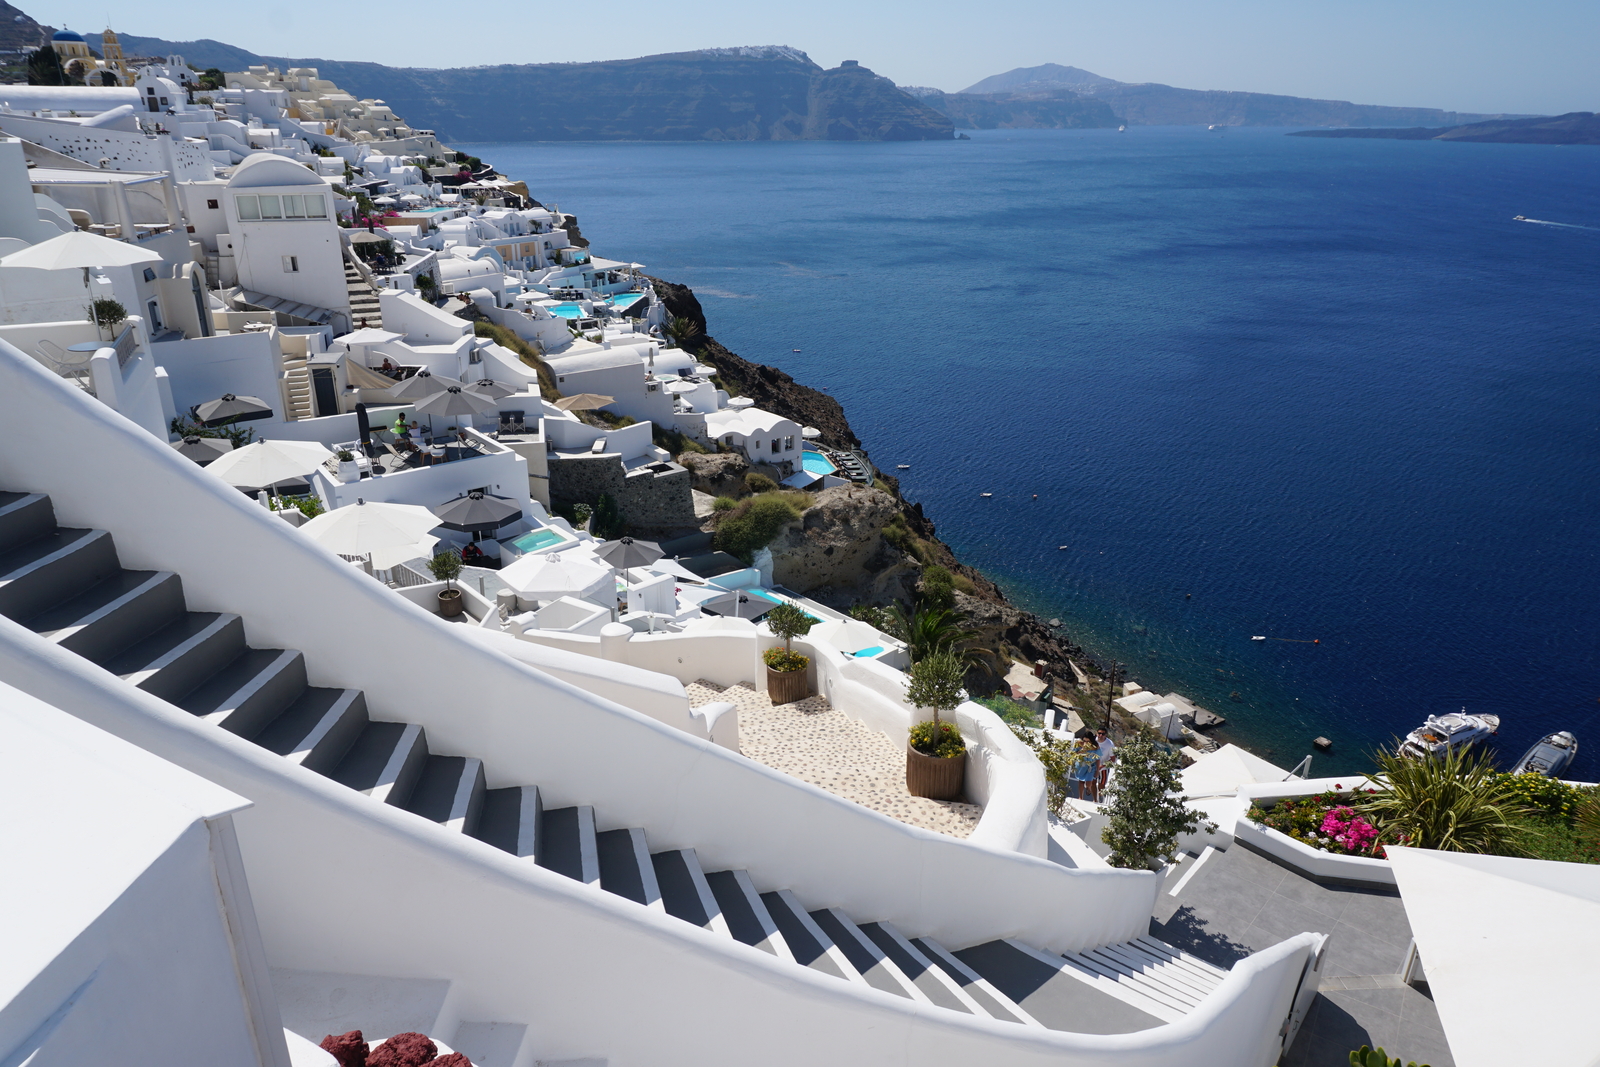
461, 128, 1600, 779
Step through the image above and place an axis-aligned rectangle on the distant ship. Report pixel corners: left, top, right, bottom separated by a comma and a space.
1207, 124, 1227, 132
1118, 125, 1127, 132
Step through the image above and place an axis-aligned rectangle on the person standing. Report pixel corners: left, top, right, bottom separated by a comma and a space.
1096, 728, 1117, 798
1071, 736, 1098, 800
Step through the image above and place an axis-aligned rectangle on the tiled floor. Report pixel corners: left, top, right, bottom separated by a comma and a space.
687, 679, 982, 838
1152, 844, 1454, 1067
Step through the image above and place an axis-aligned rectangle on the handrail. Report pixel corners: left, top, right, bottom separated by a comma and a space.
113, 325, 137, 369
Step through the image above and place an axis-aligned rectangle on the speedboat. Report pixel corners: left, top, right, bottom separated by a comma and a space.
1510, 731, 1577, 777
980, 492, 992, 498
1118, 125, 1127, 132
1398, 709, 1500, 760
896, 464, 910, 470
1250, 635, 1266, 641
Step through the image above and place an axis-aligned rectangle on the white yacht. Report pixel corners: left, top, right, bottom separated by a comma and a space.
1399, 709, 1500, 759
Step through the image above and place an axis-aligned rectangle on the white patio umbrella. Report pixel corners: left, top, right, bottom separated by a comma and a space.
413, 385, 498, 419
338, 327, 402, 346
389, 369, 462, 401
299, 499, 442, 570
0, 230, 164, 331
499, 554, 614, 603
205, 439, 332, 489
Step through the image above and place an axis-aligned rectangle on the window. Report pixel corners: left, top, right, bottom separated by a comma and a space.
771, 438, 780, 454
282, 255, 299, 273
206, 199, 219, 210
283, 194, 304, 218
784, 435, 794, 451
235, 195, 260, 220
142, 267, 156, 282
257, 195, 282, 219
305, 194, 326, 218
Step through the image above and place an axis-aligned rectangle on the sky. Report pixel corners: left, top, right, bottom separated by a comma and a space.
43, 0, 1599, 115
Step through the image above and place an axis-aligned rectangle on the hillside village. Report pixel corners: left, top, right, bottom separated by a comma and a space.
0, 23, 1589, 1067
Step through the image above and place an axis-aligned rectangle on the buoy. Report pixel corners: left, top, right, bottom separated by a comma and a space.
1185, 593, 1192, 599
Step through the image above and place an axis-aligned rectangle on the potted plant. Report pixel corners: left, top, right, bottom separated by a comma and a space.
428, 549, 464, 617
88, 297, 127, 341
335, 448, 360, 483
904, 650, 967, 800
762, 601, 814, 705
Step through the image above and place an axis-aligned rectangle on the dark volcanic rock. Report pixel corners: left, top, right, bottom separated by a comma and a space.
647, 277, 861, 451
1292, 111, 1599, 145
367, 1032, 436, 1067
320, 1031, 369, 1067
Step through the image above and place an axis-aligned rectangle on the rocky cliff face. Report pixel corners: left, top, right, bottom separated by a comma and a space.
916, 87, 1120, 130
650, 275, 1101, 684
95, 31, 950, 142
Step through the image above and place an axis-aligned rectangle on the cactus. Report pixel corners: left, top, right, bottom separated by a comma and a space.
1349, 1046, 1430, 1067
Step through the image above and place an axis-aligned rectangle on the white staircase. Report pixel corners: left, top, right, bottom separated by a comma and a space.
282, 357, 314, 420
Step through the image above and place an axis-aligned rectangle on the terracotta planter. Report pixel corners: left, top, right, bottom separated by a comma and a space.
906, 743, 966, 800
437, 588, 465, 617
765, 663, 808, 705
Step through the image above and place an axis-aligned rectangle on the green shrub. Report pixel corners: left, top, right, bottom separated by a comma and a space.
1101, 737, 1210, 869
848, 603, 893, 630
909, 719, 965, 759
88, 297, 127, 333
920, 565, 956, 611
1011, 725, 1097, 817
763, 647, 808, 672
427, 549, 462, 592
714, 494, 800, 561
268, 494, 324, 518
1350, 1045, 1430, 1067
977, 693, 1039, 728
711, 495, 737, 513
744, 471, 778, 494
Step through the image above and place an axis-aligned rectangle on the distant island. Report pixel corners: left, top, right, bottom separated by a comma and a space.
86, 34, 954, 142
1291, 112, 1600, 145
937, 62, 1522, 130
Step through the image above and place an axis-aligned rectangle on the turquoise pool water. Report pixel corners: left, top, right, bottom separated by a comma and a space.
852, 646, 884, 658
512, 528, 566, 552
608, 293, 643, 310
801, 452, 836, 476
550, 303, 583, 319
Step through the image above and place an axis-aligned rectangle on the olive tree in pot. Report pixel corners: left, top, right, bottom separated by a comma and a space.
88, 297, 127, 341
762, 601, 814, 705
904, 650, 967, 800
335, 448, 359, 483
428, 549, 465, 617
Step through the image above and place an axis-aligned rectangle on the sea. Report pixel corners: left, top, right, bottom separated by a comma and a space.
459, 127, 1600, 780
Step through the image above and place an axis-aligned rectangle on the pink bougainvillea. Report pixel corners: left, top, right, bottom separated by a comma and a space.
1320, 806, 1379, 854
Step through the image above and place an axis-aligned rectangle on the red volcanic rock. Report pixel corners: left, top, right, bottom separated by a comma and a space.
432, 1055, 473, 1067
367, 1032, 438, 1067
320, 1031, 369, 1067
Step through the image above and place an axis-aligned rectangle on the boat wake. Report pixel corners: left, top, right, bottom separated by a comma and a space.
1513, 216, 1600, 232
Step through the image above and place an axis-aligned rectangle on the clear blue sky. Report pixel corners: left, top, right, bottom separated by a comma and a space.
48, 0, 1597, 115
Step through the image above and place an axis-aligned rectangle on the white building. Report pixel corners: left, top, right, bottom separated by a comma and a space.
221, 153, 349, 331
699, 401, 804, 471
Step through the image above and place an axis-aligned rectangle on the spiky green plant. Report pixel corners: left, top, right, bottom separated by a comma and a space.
1359, 746, 1533, 855
1350, 1043, 1430, 1067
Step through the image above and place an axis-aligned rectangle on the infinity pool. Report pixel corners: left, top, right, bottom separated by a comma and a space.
511, 528, 566, 552
608, 293, 643, 310
801, 451, 836, 476
549, 303, 583, 319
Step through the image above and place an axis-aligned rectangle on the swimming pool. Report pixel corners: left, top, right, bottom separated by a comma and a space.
511, 528, 566, 553
549, 303, 583, 319
607, 293, 643, 310
801, 451, 837, 476
852, 646, 884, 658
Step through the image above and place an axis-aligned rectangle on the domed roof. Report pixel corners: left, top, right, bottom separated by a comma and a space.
52, 29, 86, 42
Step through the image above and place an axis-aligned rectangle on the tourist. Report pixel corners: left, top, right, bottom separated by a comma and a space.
1071, 736, 1098, 800
1096, 728, 1117, 797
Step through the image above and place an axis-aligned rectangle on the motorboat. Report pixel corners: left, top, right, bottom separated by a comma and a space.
1251, 635, 1266, 641
896, 464, 910, 470
1510, 731, 1578, 777
1398, 709, 1500, 760
1118, 125, 1127, 132
980, 492, 992, 498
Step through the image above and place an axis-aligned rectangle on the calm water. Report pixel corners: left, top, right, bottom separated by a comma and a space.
462, 129, 1600, 778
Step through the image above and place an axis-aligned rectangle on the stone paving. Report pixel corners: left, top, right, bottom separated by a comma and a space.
687, 679, 982, 838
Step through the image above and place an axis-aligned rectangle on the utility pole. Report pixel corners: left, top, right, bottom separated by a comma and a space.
1103, 660, 1121, 737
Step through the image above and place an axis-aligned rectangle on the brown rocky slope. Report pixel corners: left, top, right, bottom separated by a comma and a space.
650, 278, 1098, 690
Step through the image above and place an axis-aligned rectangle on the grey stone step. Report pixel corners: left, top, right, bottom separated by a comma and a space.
34, 570, 186, 667
0, 527, 119, 622
538, 806, 599, 885
704, 870, 793, 961
404, 755, 486, 833
187, 648, 308, 739
650, 848, 727, 934
859, 921, 977, 1012
952, 940, 1168, 1034
807, 908, 925, 1002
0, 492, 55, 553
114, 612, 245, 701
330, 720, 428, 806
470, 785, 541, 859
759, 890, 861, 984
914, 937, 1043, 1027
251, 687, 368, 773
596, 828, 661, 908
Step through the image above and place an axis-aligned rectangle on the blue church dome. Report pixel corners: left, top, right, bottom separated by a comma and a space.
52, 29, 86, 42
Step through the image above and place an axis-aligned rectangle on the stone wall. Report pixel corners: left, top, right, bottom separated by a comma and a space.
549, 453, 697, 531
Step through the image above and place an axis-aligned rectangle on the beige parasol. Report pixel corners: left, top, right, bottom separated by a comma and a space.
552, 393, 615, 412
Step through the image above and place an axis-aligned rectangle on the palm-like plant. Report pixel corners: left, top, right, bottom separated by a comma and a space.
1359, 746, 1533, 855
888, 602, 998, 675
